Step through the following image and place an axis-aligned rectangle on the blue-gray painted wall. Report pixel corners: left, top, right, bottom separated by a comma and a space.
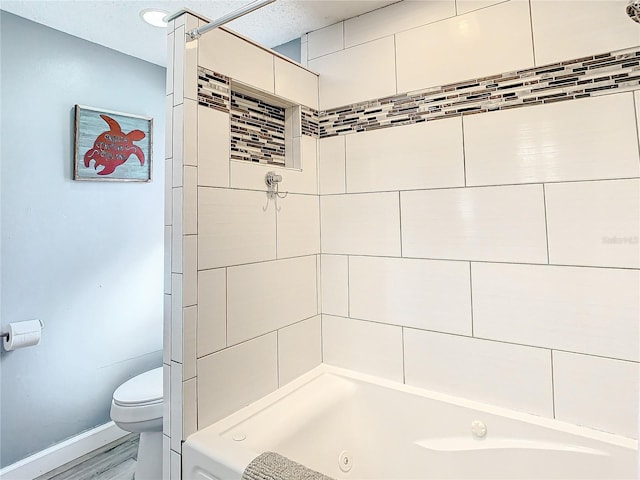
0, 11, 165, 467
273, 37, 301, 63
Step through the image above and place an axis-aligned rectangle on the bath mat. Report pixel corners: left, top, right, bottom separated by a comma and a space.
242, 451, 335, 480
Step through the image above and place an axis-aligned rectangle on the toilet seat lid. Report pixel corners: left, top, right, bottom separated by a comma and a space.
113, 367, 163, 406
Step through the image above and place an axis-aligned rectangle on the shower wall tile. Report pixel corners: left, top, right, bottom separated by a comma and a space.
227, 256, 317, 345
198, 106, 230, 188
170, 361, 183, 451
545, 179, 640, 268
183, 16, 198, 102
553, 351, 639, 439
321, 192, 401, 256
173, 26, 185, 105
277, 194, 320, 258
345, 118, 464, 192
171, 188, 183, 273
198, 187, 276, 269
172, 104, 184, 187
163, 294, 172, 364
320, 255, 349, 317
278, 316, 322, 386
464, 94, 640, 186
183, 236, 197, 307
229, 136, 318, 195
344, 0, 455, 48
197, 268, 226, 357
401, 185, 548, 263
182, 306, 197, 380
274, 57, 319, 109
183, 377, 198, 439
164, 226, 172, 294
530, 0, 640, 66
472, 263, 640, 361
349, 256, 472, 335
322, 315, 404, 382
455, 0, 505, 15
163, 363, 171, 437
199, 28, 275, 94
197, 333, 278, 428
165, 159, 173, 226
170, 450, 181, 480
319, 135, 346, 195
163, 435, 170, 480
183, 167, 197, 235
396, 0, 533, 93
184, 99, 197, 166
404, 329, 553, 417
167, 32, 174, 96
166, 96, 174, 160
171, 274, 183, 364
309, 37, 396, 110
307, 22, 344, 60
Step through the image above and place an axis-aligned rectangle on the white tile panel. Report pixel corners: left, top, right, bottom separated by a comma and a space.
401, 185, 548, 263
274, 57, 319, 109
163, 435, 170, 480
278, 316, 322, 386
163, 294, 171, 365
163, 364, 171, 437
198, 187, 276, 269
182, 305, 197, 380
197, 268, 226, 357
546, 179, 640, 268
230, 136, 318, 195
456, 0, 506, 15
319, 135, 346, 195
310, 37, 397, 110
172, 104, 183, 187
164, 226, 172, 295
404, 329, 553, 417
170, 361, 182, 451
346, 118, 464, 192
170, 274, 183, 363
184, 99, 197, 166
472, 262, 640, 361
320, 255, 349, 317
277, 194, 320, 258
344, 0, 455, 48
227, 256, 317, 345
183, 235, 197, 307
183, 377, 197, 439
198, 106, 230, 188
199, 28, 275, 94
171, 187, 183, 273
349, 256, 472, 334
464, 94, 640, 186
165, 159, 172, 226
322, 315, 404, 382
321, 193, 401, 256
197, 333, 278, 427
183, 167, 197, 235
396, 0, 534, 93
307, 22, 344, 60
530, 0, 640, 66
173, 26, 185, 105
553, 351, 639, 438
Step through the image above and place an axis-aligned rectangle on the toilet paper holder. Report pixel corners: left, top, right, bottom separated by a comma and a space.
1, 319, 44, 351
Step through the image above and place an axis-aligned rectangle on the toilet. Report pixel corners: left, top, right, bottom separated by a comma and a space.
110, 367, 163, 479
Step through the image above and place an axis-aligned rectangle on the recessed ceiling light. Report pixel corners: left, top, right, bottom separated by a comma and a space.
140, 9, 169, 28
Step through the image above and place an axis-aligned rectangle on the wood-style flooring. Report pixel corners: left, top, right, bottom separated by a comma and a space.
34, 434, 138, 480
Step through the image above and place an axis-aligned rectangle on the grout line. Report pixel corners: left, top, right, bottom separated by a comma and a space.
276, 330, 280, 387
197, 253, 325, 272
528, 0, 537, 67
454, 0, 458, 16
542, 183, 551, 264
461, 116, 467, 187
469, 262, 474, 337
550, 349, 556, 418
633, 92, 640, 165
393, 34, 399, 94
343, 136, 348, 193
322, 313, 640, 365
320, 313, 325, 363
313, 176, 640, 195
342, 21, 345, 49
224, 267, 228, 348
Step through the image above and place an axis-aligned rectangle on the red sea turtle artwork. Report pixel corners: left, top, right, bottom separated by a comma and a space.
84, 115, 146, 176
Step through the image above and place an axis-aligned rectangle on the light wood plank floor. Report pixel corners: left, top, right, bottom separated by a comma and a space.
34, 434, 138, 480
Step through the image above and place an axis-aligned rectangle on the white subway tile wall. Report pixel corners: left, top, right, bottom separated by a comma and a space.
167, 1, 640, 468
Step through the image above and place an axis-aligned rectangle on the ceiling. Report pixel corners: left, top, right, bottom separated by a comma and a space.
0, 0, 397, 67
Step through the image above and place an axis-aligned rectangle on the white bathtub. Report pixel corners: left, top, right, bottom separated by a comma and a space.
183, 365, 638, 480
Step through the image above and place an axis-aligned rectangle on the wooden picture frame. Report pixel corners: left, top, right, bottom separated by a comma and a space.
74, 105, 153, 182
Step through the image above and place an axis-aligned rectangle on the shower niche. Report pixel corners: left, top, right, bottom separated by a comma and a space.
230, 81, 303, 171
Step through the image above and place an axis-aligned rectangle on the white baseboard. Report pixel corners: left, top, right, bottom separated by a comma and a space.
0, 421, 129, 480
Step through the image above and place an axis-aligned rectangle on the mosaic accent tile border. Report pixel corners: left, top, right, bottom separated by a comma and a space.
230, 91, 287, 166
318, 48, 640, 138
197, 67, 230, 113
301, 107, 319, 137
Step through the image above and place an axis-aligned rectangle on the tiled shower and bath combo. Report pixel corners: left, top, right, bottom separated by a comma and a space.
164, 1, 640, 478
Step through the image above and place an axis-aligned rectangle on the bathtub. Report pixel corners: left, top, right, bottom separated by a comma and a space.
183, 365, 638, 480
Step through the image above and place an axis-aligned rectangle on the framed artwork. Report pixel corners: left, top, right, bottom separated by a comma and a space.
74, 105, 153, 182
